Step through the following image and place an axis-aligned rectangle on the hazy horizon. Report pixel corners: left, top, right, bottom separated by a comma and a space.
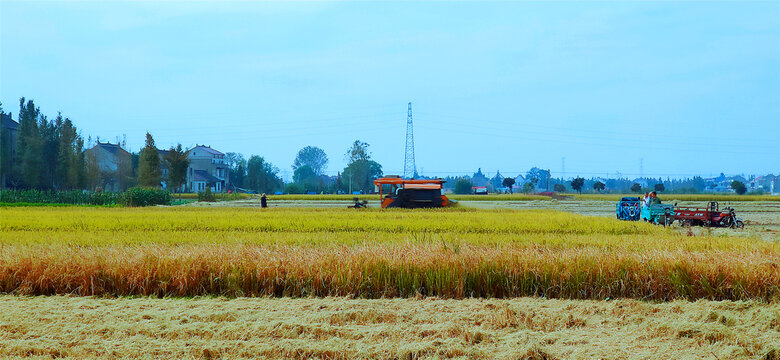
2, 1, 778, 180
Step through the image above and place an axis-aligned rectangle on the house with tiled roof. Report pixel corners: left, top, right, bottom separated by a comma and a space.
86, 141, 132, 192
1, 112, 19, 187
186, 145, 228, 192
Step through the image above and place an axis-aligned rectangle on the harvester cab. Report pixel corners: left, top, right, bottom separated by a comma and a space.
373, 177, 451, 208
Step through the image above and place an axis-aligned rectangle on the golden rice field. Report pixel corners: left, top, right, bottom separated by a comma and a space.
1, 207, 778, 300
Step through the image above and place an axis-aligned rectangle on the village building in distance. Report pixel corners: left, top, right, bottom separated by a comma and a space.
81, 142, 230, 193
186, 145, 228, 193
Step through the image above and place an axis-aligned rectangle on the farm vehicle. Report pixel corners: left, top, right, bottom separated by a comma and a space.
616, 197, 641, 221
373, 177, 451, 208
674, 202, 744, 229
640, 203, 676, 227
616, 199, 744, 229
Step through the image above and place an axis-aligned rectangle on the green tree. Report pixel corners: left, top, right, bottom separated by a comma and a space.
0, 101, 9, 188
164, 144, 190, 198
225, 152, 247, 189
137, 132, 162, 188
522, 182, 535, 194
342, 140, 382, 193
502, 177, 516, 193
731, 180, 747, 195
284, 182, 304, 194
38, 114, 60, 189
570, 177, 585, 194
346, 140, 370, 163
654, 183, 665, 192
553, 183, 566, 193
293, 146, 328, 175
526, 167, 550, 188
246, 155, 280, 194
342, 160, 382, 193
630, 183, 642, 193
454, 178, 473, 194
16, 98, 44, 189
72, 137, 87, 189
293, 165, 319, 191
593, 181, 605, 192
55, 117, 82, 190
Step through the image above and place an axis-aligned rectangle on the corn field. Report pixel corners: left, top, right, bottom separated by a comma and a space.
1, 207, 777, 300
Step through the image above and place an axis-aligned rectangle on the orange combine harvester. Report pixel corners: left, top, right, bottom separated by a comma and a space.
373, 177, 451, 208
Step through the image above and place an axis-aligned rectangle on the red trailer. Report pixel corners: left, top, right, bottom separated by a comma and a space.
674, 202, 744, 229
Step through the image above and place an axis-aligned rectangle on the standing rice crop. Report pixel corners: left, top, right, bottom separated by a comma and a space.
0, 207, 777, 300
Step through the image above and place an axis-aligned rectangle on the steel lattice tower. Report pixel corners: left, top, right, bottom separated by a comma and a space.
403, 102, 416, 179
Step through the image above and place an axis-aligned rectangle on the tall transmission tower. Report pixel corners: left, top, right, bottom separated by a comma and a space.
561, 157, 565, 180
403, 102, 417, 179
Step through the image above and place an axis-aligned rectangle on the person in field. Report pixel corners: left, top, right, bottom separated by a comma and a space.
261, 193, 268, 208
649, 191, 661, 204
642, 192, 650, 207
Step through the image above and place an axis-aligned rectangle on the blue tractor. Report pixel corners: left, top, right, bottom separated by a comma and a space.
616, 197, 641, 221
641, 203, 675, 227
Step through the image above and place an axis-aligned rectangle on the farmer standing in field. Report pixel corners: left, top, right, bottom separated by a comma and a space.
261, 193, 268, 208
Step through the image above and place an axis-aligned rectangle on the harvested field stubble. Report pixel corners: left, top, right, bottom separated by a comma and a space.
1, 207, 778, 300
0, 296, 777, 359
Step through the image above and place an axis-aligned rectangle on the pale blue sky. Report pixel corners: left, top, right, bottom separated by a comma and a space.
1, 1, 778, 179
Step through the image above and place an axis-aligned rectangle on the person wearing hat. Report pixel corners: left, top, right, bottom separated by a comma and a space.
261, 193, 268, 208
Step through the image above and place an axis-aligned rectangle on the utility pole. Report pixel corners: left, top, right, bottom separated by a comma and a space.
547, 169, 550, 192
404, 102, 416, 179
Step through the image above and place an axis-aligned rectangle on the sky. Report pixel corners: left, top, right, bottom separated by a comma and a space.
1, 1, 778, 180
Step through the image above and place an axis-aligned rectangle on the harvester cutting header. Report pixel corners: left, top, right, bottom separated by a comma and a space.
373, 177, 451, 208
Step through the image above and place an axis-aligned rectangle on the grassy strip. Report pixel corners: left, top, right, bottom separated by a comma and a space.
0, 202, 120, 207
174, 193, 255, 200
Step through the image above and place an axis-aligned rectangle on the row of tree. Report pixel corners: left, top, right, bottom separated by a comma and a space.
1, 99, 88, 190
0, 99, 191, 192
223, 141, 383, 194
